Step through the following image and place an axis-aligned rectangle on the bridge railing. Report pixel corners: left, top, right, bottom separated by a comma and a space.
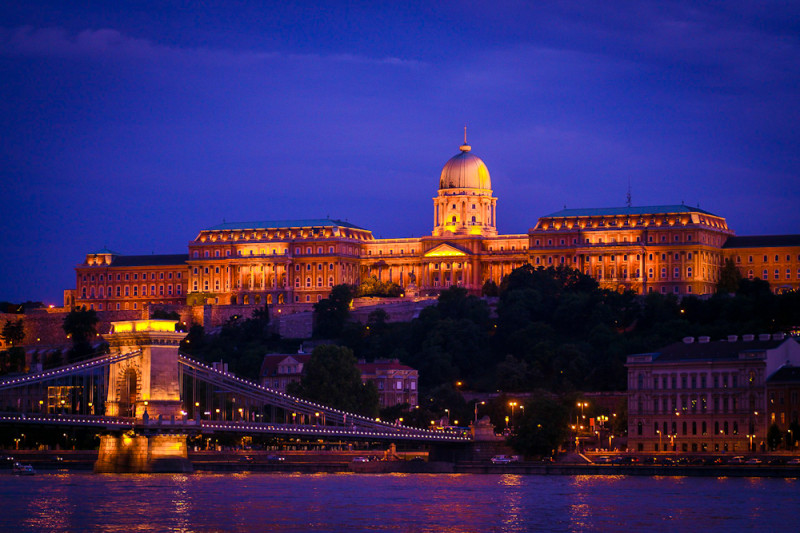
177, 353, 469, 440
0, 350, 142, 391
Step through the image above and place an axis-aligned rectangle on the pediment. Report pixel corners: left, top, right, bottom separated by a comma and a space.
424, 243, 470, 258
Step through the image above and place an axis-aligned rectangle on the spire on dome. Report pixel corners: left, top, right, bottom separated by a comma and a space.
460, 125, 471, 152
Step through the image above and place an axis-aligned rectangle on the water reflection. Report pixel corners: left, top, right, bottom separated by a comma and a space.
22, 472, 74, 531
2, 473, 799, 532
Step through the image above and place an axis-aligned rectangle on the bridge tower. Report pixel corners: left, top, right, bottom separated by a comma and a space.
103, 319, 186, 420
95, 319, 192, 473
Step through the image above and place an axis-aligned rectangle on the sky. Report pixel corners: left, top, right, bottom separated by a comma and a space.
1, 1, 799, 304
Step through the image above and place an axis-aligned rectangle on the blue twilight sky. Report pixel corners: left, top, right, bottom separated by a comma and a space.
1, 1, 799, 304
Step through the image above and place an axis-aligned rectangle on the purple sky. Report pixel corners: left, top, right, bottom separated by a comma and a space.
1, 1, 799, 304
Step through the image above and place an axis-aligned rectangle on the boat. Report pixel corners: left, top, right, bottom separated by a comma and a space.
12, 462, 35, 475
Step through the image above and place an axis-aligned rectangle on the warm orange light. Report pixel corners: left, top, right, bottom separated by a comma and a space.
111, 319, 178, 333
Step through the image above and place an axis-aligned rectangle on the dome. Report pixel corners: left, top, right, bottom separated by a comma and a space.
439, 144, 491, 190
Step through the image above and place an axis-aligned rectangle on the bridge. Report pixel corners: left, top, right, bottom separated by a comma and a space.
0, 319, 470, 471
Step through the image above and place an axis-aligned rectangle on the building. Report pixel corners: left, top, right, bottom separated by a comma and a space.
68, 140, 800, 317
765, 365, 800, 446
531, 205, 733, 296
73, 249, 189, 312
259, 353, 310, 393
723, 235, 800, 293
626, 334, 800, 453
259, 353, 419, 409
356, 359, 419, 409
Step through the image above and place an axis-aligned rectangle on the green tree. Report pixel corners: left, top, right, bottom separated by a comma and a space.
287, 344, 379, 417
767, 423, 783, 451
151, 309, 180, 320
508, 393, 570, 457
357, 276, 403, 297
717, 258, 742, 294
313, 284, 355, 338
62, 306, 99, 362
1, 319, 25, 346
481, 279, 498, 297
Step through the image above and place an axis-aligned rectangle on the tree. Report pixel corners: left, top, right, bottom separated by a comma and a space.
1, 319, 25, 346
151, 309, 180, 320
287, 344, 379, 417
62, 306, 99, 362
313, 284, 355, 338
357, 276, 403, 297
767, 423, 783, 451
717, 258, 742, 294
508, 393, 569, 457
481, 279, 498, 297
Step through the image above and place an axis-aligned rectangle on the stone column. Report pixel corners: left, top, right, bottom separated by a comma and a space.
96, 319, 192, 473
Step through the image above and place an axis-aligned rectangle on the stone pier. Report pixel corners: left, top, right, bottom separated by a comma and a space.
94, 319, 193, 473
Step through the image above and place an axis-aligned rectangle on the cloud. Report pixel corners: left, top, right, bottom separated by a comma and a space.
0, 26, 423, 69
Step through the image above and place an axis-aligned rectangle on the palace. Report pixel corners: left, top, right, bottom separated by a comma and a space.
68, 140, 800, 315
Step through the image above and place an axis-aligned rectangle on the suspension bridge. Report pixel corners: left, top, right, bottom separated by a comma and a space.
0, 319, 471, 471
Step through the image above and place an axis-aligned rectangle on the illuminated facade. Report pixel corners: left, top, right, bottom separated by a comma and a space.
627, 334, 800, 454
530, 206, 734, 296
71, 141, 800, 313
74, 249, 188, 311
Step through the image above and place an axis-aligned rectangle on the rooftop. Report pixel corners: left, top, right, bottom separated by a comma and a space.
722, 235, 800, 249
259, 353, 310, 377
204, 218, 367, 232
357, 359, 416, 373
642, 336, 791, 363
767, 364, 800, 383
542, 205, 720, 218
108, 254, 189, 267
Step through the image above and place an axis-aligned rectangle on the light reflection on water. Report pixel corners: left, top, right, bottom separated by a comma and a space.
1, 472, 798, 532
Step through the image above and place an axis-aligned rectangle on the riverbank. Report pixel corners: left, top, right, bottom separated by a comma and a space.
5, 449, 800, 477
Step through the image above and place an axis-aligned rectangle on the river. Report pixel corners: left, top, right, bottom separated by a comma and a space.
1, 472, 796, 532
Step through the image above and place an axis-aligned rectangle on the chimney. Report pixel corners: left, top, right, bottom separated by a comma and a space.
759, 333, 771, 341
683, 337, 695, 344
727, 335, 738, 342
742, 334, 755, 341
699, 336, 711, 343
772, 333, 785, 340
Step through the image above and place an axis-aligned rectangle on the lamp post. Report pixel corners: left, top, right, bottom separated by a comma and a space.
473, 401, 485, 424
754, 411, 760, 452
509, 401, 517, 429
444, 409, 450, 426
657, 429, 662, 450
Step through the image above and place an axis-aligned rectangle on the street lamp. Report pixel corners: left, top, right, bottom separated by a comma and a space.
657, 429, 662, 450
474, 401, 485, 424
509, 401, 517, 428
444, 409, 450, 426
